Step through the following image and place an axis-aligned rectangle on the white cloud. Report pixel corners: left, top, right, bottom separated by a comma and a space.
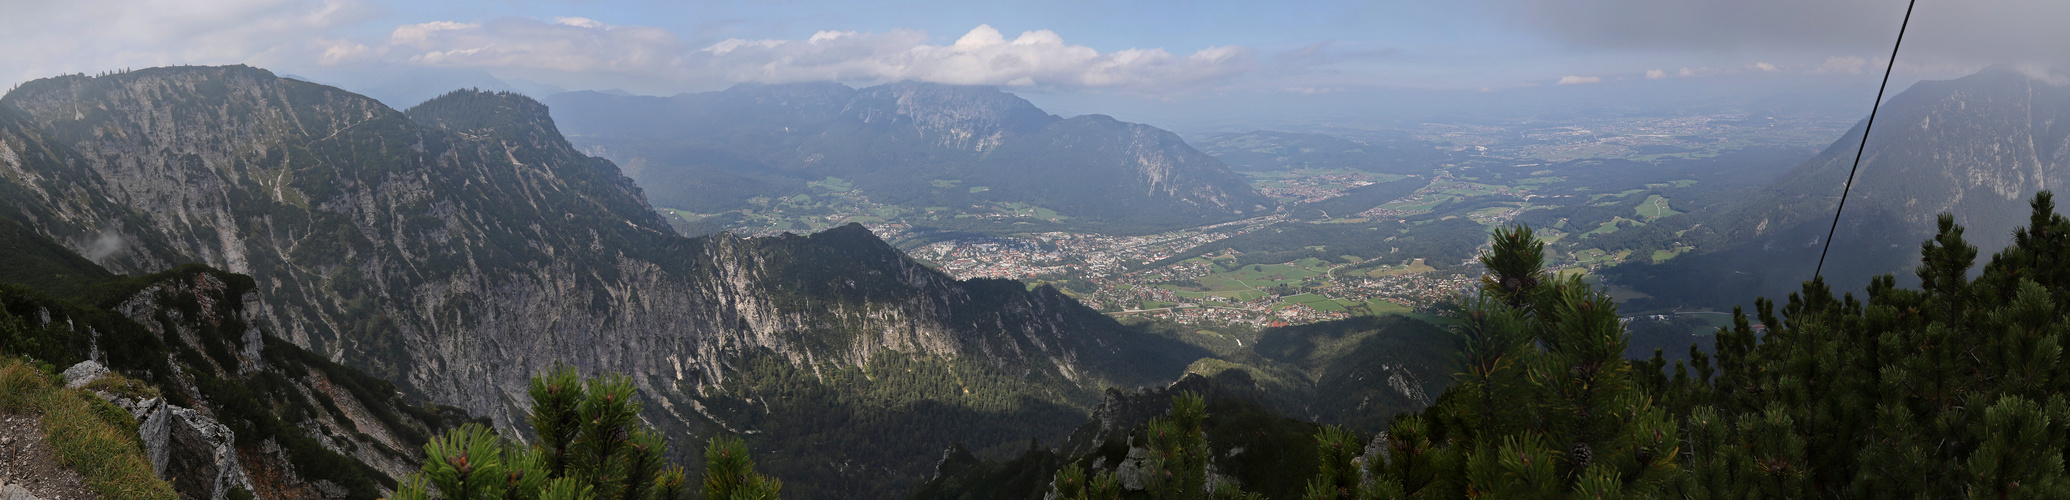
0, 7, 1260, 95
389, 17, 680, 74
555, 17, 604, 29
0, 0, 377, 86
391, 21, 480, 45
1645, 69, 1666, 79
315, 38, 373, 65
1557, 75, 1601, 85
1497, 0, 2070, 76
1751, 61, 1777, 72
383, 21, 1255, 93
808, 30, 854, 43
1815, 56, 1868, 74
2014, 64, 2070, 86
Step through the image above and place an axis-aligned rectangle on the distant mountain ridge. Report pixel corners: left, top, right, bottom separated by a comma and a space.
543, 82, 1274, 232
1610, 66, 2070, 309
1196, 130, 1456, 174
0, 65, 1207, 498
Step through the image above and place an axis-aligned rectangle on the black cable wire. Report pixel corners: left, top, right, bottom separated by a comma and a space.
1815, 0, 1918, 279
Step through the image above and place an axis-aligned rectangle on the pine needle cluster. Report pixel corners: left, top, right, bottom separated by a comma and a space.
1052, 392, 1264, 500
391, 364, 775, 500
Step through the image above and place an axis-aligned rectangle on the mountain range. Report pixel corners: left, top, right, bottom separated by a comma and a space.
542, 82, 1275, 234
1608, 66, 2070, 310
1194, 130, 1457, 175
0, 65, 1233, 498
0, 65, 1465, 499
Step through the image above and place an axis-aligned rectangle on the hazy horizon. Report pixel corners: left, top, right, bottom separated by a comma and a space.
7, 0, 2067, 135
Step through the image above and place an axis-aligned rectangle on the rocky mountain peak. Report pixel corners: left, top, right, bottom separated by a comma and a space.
405, 89, 562, 139
716, 81, 859, 110
2, 66, 395, 181
846, 81, 1059, 151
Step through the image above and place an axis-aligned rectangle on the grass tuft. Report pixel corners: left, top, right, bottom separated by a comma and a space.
0, 360, 48, 411
83, 372, 161, 400
0, 358, 178, 499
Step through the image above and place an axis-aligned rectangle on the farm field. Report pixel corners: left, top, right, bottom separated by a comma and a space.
1125, 255, 1444, 324
1636, 194, 1681, 219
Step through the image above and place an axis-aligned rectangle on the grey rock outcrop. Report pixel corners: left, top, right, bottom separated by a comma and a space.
60, 360, 105, 388
128, 396, 256, 500
64, 360, 257, 500
64, 359, 257, 498
61, 360, 258, 498
1114, 445, 1152, 491
0, 484, 39, 500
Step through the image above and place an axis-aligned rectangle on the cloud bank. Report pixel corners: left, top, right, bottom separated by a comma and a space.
0, 0, 374, 86
11, 0, 2052, 101
0, 1, 1262, 95
1492, 0, 2070, 74
370, 19, 1255, 93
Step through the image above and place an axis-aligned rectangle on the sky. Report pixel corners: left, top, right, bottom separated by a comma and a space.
3, 0, 2065, 133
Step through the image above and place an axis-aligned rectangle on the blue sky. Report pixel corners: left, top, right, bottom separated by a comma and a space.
2, 0, 2063, 132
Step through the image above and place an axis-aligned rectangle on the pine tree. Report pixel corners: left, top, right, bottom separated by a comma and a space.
1053, 464, 1122, 500
1144, 392, 1211, 500
530, 365, 585, 477
390, 366, 699, 500
1348, 222, 1678, 498
1051, 392, 1260, 500
1300, 426, 1365, 500
1479, 224, 1545, 309
1663, 191, 2070, 497
701, 435, 782, 500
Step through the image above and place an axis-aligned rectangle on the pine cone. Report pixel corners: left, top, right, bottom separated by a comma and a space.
1570, 442, 1593, 472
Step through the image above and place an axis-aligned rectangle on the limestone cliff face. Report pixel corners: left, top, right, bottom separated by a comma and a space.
844, 82, 1058, 153
4, 263, 460, 499
982, 114, 1267, 218
0, 66, 1196, 496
